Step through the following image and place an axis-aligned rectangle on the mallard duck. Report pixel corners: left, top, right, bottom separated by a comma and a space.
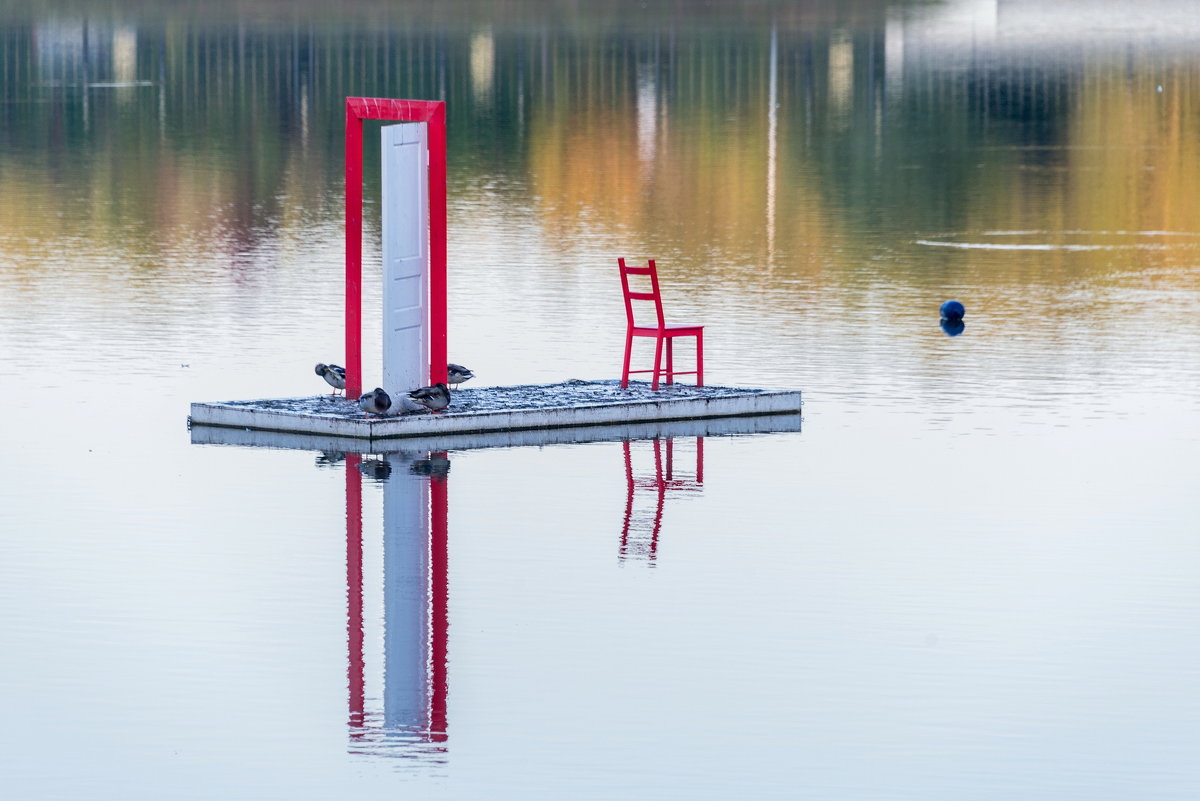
447, 363, 475, 386
315, 363, 346, 394
358, 387, 392, 417
408, 382, 451, 412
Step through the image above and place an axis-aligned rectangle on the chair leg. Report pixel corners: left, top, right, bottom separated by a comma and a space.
695, 330, 704, 387
621, 329, 634, 388
665, 338, 674, 385
620, 441, 634, 553
651, 335, 664, 390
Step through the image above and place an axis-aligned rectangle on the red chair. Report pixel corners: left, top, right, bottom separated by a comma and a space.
618, 258, 704, 390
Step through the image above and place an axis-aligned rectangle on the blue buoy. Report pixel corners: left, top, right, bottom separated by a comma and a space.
940, 299, 965, 321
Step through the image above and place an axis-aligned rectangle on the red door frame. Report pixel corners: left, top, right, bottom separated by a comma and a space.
345, 97, 448, 399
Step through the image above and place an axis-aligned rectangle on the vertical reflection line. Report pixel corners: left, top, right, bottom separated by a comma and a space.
650, 440, 665, 562
81, 19, 90, 133
346, 453, 366, 735
767, 23, 778, 271
428, 454, 450, 742
158, 32, 166, 144
620, 441, 635, 561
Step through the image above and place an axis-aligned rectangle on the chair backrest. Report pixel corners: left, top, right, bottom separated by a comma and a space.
618, 257, 665, 329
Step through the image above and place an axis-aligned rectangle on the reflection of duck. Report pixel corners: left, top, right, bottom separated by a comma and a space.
408, 383, 451, 412
315, 363, 347, 394
357, 457, 393, 481
410, 454, 451, 480
316, 451, 346, 467
358, 387, 393, 417
447, 364, 475, 386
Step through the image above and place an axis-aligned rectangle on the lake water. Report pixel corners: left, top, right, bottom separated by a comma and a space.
2, 1, 1199, 798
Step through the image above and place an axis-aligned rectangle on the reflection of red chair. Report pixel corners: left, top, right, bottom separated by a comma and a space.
620, 438, 704, 564
619, 258, 704, 390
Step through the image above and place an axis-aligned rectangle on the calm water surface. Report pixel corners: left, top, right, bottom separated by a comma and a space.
2, 1, 1199, 798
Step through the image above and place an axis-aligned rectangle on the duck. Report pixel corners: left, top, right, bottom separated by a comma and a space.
447, 363, 475, 386
315, 363, 346, 395
408, 382, 452, 412
358, 387, 393, 417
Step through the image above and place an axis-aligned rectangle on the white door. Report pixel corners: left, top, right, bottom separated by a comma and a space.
381, 122, 429, 412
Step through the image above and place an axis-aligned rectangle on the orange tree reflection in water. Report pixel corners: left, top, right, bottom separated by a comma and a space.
4, 6, 1200, 303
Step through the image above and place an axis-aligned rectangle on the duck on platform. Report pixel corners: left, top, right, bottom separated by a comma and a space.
447, 363, 475, 386
358, 387, 393, 417
315, 363, 346, 395
408, 382, 451, 412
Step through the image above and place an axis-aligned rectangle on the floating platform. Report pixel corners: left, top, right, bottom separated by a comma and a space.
189, 380, 802, 446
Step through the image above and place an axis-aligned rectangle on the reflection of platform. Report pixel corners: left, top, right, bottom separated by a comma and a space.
190, 408, 801, 453
189, 380, 802, 444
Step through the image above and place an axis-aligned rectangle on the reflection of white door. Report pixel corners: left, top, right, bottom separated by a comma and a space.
383, 459, 431, 732
381, 123, 429, 411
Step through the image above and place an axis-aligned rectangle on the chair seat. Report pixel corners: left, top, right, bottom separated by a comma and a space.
629, 324, 704, 336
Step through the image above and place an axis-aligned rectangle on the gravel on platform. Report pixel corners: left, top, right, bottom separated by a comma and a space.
218, 380, 779, 420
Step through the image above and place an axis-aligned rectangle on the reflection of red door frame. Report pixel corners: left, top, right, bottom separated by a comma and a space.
345, 452, 449, 745
344, 97, 447, 399
428, 455, 449, 742
346, 454, 365, 732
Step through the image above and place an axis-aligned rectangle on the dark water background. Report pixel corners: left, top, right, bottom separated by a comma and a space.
1, 1, 1198, 798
